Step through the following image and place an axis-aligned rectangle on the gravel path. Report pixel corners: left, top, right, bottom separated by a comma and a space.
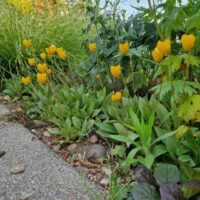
0, 104, 103, 200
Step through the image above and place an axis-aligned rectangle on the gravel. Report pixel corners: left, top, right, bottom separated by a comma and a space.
0, 104, 104, 200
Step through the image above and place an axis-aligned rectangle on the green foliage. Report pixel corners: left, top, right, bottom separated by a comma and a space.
178, 95, 200, 122
97, 96, 177, 171
154, 163, 180, 185
0, 0, 86, 78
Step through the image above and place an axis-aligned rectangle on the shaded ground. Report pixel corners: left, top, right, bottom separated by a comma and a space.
0, 104, 103, 200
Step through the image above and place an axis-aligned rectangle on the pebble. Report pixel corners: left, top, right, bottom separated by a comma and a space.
102, 167, 112, 177
100, 178, 109, 186
31, 129, 37, 134
43, 131, 51, 138
10, 164, 26, 174
67, 143, 77, 151
89, 135, 98, 144
52, 144, 61, 153
3, 96, 11, 101
0, 150, 6, 158
16, 107, 23, 113
86, 144, 107, 160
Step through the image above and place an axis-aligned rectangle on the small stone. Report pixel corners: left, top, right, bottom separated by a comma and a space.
16, 107, 23, 112
43, 131, 51, 138
100, 178, 109, 186
3, 96, 11, 101
102, 167, 112, 177
0, 150, 6, 158
52, 144, 61, 153
86, 144, 107, 160
31, 129, 37, 134
67, 143, 77, 151
11, 164, 26, 174
89, 135, 98, 144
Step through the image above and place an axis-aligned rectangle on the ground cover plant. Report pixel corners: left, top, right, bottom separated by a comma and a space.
1, 0, 200, 199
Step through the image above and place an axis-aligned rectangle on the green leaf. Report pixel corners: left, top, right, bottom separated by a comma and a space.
96, 122, 117, 134
152, 130, 177, 145
113, 123, 128, 135
152, 144, 167, 158
131, 183, 160, 200
180, 163, 200, 181
121, 147, 141, 172
109, 135, 138, 146
178, 95, 200, 122
113, 145, 126, 158
72, 116, 82, 129
137, 154, 155, 169
47, 127, 60, 135
154, 163, 180, 185
182, 181, 200, 199
183, 54, 200, 67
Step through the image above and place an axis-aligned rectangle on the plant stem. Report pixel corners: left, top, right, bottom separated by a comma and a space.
147, 0, 163, 39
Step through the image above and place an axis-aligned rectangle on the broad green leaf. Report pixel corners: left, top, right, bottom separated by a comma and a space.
109, 135, 138, 146
47, 127, 60, 135
178, 95, 200, 122
154, 163, 180, 185
96, 123, 117, 134
131, 183, 160, 200
152, 144, 167, 158
152, 130, 177, 145
72, 116, 82, 129
113, 123, 128, 135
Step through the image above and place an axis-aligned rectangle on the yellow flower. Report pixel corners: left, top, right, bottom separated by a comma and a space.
37, 63, 47, 73
47, 69, 52, 75
110, 65, 122, 78
181, 34, 195, 52
112, 91, 122, 102
28, 58, 35, 66
119, 42, 129, 55
40, 52, 46, 60
46, 44, 57, 55
37, 73, 47, 85
21, 76, 31, 85
88, 43, 97, 52
152, 48, 163, 63
96, 74, 100, 79
22, 39, 32, 48
56, 48, 67, 60
156, 39, 171, 56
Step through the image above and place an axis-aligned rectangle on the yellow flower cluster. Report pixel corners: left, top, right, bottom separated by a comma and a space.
40, 52, 46, 60
112, 91, 122, 102
152, 39, 171, 63
57, 47, 67, 60
21, 76, 31, 85
37, 73, 48, 85
46, 44, 57, 56
45, 44, 67, 60
88, 43, 97, 53
28, 58, 35, 66
23, 39, 32, 48
152, 34, 196, 62
119, 42, 129, 55
7, 0, 32, 13
110, 65, 122, 78
181, 34, 195, 52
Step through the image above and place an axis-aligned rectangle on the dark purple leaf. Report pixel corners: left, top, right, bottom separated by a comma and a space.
160, 183, 184, 200
133, 165, 155, 185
